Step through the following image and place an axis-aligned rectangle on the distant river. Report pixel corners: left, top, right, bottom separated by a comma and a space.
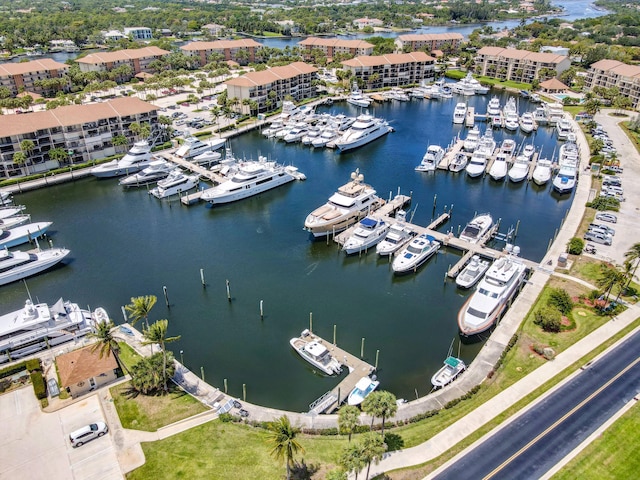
3, 93, 576, 410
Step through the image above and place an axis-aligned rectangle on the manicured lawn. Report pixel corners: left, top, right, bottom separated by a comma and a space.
118, 342, 142, 371
111, 382, 208, 431
551, 403, 640, 480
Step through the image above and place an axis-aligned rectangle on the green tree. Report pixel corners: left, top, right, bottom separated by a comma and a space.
130, 352, 175, 395
623, 243, 640, 290
112, 134, 129, 153
534, 305, 562, 332
360, 432, 387, 480
596, 264, 624, 305
547, 288, 573, 315
567, 237, 584, 255
340, 442, 366, 480
338, 404, 361, 442
125, 295, 157, 329
361, 390, 397, 436
20, 139, 35, 171
265, 415, 305, 480
12, 151, 27, 174
141, 319, 180, 393
89, 318, 130, 375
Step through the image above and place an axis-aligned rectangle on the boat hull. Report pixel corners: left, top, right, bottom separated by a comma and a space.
0, 248, 70, 286
205, 174, 294, 205
336, 125, 391, 152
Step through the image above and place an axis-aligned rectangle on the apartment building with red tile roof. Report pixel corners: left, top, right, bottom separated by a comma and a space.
395, 33, 464, 52
180, 39, 263, 67
298, 37, 374, 61
341, 52, 436, 89
474, 46, 571, 82
586, 59, 640, 109
76, 47, 169, 80
0, 59, 69, 96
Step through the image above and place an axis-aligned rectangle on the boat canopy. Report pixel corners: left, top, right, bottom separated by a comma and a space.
445, 356, 461, 368
360, 217, 378, 228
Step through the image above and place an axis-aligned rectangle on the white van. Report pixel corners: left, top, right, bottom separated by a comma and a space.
69, 422, 108, 447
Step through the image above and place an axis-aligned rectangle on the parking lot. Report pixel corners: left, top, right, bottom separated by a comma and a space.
0, 388, 121, 480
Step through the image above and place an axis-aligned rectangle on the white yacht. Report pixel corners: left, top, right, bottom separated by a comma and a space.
311, 129, 340, 148
376, 210, 414, 256
119, 158, 174, 187
301, 127, 321, 145
334, 114, 392, 152
533, 106, 549, 126
556, 118, 573, 140
476, 127, 496, 157
521, 144, 536, 160
500, 139, 516, 156
545, 103, 565, 125
0, 247, 70, 286
489, 152, 509, 181
342, 216, 390, 255
192, 150, 222, 167
392, 233, 440, 275
459, 213, 493, 243
283, 125, 309, 143
346, 85, 371, 108
552, 160, 578, 194
149, 170, 199, 199
175, 136, 225, 159
386, 88, 410, 102
431, 356, 466, 388
458, 248, 527, 337
452, 103, 467, 124
1, 190, 13, 206
532, 158, 553, 186
449, 153, 468, 173
455, 255, 490, 289
508, 155, 530, 183
304, 170, 385, 238
201, 157, 297, 205
0, 205, 25, 220
290, 329, 342, 375
91, 141, 153, 178
416, 145, 445, 172
0, 222, 52, 249
456, 72, 489, 94
262, 120, 286, 138
486, 96, 501, 122
504, 111, 519, 131
0, 214, 30, 230
559, 140, 579, 165
519, 112, 536, 133
0, 298, 104, 364
463, 125, 481, 151
465, 151, 488, 178
347, 375, 380, 406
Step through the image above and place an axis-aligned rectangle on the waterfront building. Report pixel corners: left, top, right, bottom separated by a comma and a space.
0, 97, 158, 179
395, 33, 464, 53
49, 40, 79, 52
341, 52, 436, 90
180, 39, 262, 67
298, 37, 374, 61
202, 23, 226, 37
0, 59, 69, 97
57, 345, 118, 398
585, 59, 640, 110
474, 46, 571, 83
353, 17, 384, 29
76, 47, 169, 81
225, 62, 318, 115
124, 27, 153, 41
103, 30, 126, 42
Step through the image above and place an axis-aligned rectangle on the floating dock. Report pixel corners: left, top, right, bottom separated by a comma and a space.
465, 107, 475, 127
437, 139, 465, 170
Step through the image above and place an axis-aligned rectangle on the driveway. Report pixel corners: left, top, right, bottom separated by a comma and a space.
0, 387, 122, 480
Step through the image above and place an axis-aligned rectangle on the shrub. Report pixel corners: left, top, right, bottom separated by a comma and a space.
30, 371, 47, 400
26, 358, 41, 372
586, 195, 620, 211
548, 288, 574, 315
0, 361, 27, 380
40, 398, 49, 408
0, 378, 11, 393
534, 306, 562, 333
567, 237, 584, 255
532, 344, 546, 355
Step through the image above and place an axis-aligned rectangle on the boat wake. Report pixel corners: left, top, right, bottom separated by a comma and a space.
305, 262, 319, 276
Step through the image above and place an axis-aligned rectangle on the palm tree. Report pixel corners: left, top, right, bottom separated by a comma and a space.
360, 432, 387, 480
596, 265, 624, 306
141, 319, 180, 393
125, 295, 157, 329
361, 390, 398, 437
12, 151, 27, 174
338, 405, 361, 442
623, 243, 640, 290
340, 442, 366, 480
265, 415, 305, 480
89, 318, 130, 376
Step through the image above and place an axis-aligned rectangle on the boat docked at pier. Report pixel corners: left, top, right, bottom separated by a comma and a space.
119, 158, 174, 187
201, 157, 297, 205
489, 152, 509, 181
0, 298, 105, 364
290, 329, 342, 375
431, 356, 466, 388
532, 158, 553, 185
552, 160, 578, 194
455, 255, 490, 289
465, 151, 488, 178
347, 375, 380, 406
0, 214, 30, 230
452, 103, 467, 124
392, 233, 440, 275
519, 112, 536, 133
0, 190, 11, 206
0, 222, 52, 249
459, 213, 493, 244
175, 136, 225, 159
556, 118, 573, 140
334, 113, 392, 152
376, 210, 415, 256
342, 216, 390, 255
0, 205, 25, 220
346, 85, 371, 108
508, 155, 530, 183
486, 96, 501, 124
416, 145, 445, 172
0, 247, 70, 286
91, 141, 153, 178
463, 125, 481, 151
458, 246, 527, 337
449, 153, 468, 173
149, 170, 199, 199
304, 170, 385, 238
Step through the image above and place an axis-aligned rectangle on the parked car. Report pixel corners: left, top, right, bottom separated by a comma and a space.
167, 105, 177, 110
589, 223, 615, 236
175, 119, 186, 126
181, 102, 190, 107
584, 231, 612, 246
69, 422, 108, 447
595, 212, 617, 223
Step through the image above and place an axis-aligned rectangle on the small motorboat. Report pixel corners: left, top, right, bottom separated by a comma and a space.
508, 155, 530, 183
431, 356, 466, 388
149, 170, 199, 199
532, 158, 553, 186
449, 153, 468, 173
459, 213, 493, 243
416, 145, 445, 172
119, 159, 174, 187
290, 329, 342, 376
489, 152, 509, 181
392, 234, 440, 275
342, 216, 390, 255
347, 375, 380, 406
455, 255, 490, 289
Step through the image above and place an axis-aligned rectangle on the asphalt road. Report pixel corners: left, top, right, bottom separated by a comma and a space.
433, 329, 640, 480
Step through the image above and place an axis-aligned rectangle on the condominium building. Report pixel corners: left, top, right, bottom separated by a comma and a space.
341, 52, 436, 89
474, 46, 571, 83
298, 37, 374, 61
0, 59, 69, 96
202, 23, 226, 37
0, 97, 158, 178
395, 33, 464, 53
180, 39, 263, 67
225, 62, 318, 114
75, 47, 170, 80
585, 59, 640, 109
352, 18, 383, 29
124, 27, 153, 40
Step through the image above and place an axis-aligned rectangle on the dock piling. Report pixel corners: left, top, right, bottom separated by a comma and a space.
309, 312, 313, 333
163, 286, 170, 308
224, 378, 228, 393
375, 349, 379, 370
361, 337, 365, 358
200, 366, 205, 381
333, 324, 336, 346
260, 300, 264, 320
200, 268, 206, 287
121, 306, 127, 324
243, 383, 246, 402
226, 279, 231, 302
514, 219, 521, 237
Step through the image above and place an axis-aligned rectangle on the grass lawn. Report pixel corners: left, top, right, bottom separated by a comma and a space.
551, 403, 640, 480
111, 382, 208, 431
118, 342, 142, 371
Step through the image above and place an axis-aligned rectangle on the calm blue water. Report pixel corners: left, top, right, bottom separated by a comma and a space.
2, 92, 574, 410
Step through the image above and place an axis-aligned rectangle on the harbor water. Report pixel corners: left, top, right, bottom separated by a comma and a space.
3, 93, 575, 411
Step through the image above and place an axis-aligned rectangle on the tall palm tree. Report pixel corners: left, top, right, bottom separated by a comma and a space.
88, 319, 130, 376
125, 295, 157, 329
624, 243, 640, 289
265, 415, 305, 480
340, 442, 366, 480
596, 265, 624, 306
338, 405, 361, 442
360, 432, 387, 480
361, 390, 398, 437
141, 319, 180, 393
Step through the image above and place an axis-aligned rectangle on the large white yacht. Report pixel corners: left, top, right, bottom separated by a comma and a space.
91, 141, 153, 178
0, 298, 105, 364
552, 160, 578, 194
342, 216, 390, 255
149, 170, 199, 199
201, 157, 297, 205
334, 114, 392, 152
304, 169, 385, 238
0, 221, 52, 249
485, 96, 501, 122
290, 329, 342, 375
463, 125, 481, 151
175, 136, 225, 159
119, 158, 174, 187
392, 233, 440, 275
556, 118, 573, 140
452, 103, 467, 124
459, 213, 493, 243
0, 214, 30, 230
489, 152, 509, 181
376, 210, 414, 256
465, 151, 488, 178
532, 158, 553, 186
346, 88, 371, 108
0, 247, 70, 286
458, 247, 528, 337
508, 155, 530, 183
519, 112, 536, 133
416, 145, 445, 172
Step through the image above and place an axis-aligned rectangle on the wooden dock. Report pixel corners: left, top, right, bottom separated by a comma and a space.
306, 332, 376, 414
465, 107, 475, 127
162, 153, 226, 184
527, 152, 540, 180
437, 139, 465, 170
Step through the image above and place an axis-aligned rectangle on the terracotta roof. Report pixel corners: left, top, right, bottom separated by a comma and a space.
298, 37, 374, 49
225, 62, 318, 88
0, 59, 68, 76
397, 33, 464, 42
76, 47, 169, 65
57, 345, 118, 387
0, 97, 157, 137
17, 91, 42, 100
477, 46, 568, 64
341, 52, 435, 68
540, 78, 569, 90
180, 39, 262, 52
590, 59, 640, 79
